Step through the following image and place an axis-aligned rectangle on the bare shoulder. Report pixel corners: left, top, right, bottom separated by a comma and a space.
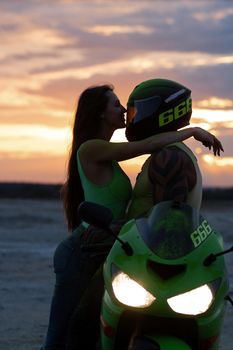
79, 139, 110, 161
79, 139, 108, 151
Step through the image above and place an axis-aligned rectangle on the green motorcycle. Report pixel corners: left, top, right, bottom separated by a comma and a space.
79, 200, 232, 349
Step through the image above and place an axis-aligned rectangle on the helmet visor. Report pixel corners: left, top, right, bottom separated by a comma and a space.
127, 96, 162, 126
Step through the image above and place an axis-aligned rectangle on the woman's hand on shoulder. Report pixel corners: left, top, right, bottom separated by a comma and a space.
193, 127, 224, 156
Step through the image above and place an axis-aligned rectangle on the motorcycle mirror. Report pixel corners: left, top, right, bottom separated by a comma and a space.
203, 245, 233, 266
78, 201, 134, 256
225, 295, 233, 307
78, 201, 113, 229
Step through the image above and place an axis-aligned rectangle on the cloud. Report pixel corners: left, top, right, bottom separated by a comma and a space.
0, 87, 64, 108
193, 7, 233, 23
12, 51, 233, 86
192, 109, 233, 125
0, 124, 71, 157
84, 25, 153, 36
195, 97, 233, 109
203, 155, 233, 167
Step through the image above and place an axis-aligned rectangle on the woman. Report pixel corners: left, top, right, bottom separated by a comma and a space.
42, 84, 223, 350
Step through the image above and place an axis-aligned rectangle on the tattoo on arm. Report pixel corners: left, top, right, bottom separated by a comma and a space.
148, 146, 196, 204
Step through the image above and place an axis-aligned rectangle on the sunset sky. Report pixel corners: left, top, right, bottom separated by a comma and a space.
1, 0, 233, 187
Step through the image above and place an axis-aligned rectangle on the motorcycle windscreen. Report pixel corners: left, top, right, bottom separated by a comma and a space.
136, 201, 210, 259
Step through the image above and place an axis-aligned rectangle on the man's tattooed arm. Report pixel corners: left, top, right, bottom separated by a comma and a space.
148, 146, 197, 204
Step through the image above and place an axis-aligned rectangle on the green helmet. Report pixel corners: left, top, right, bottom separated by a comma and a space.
126, 79, 192, 141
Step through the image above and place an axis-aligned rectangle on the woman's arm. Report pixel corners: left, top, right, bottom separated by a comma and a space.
80, 127, 223, 162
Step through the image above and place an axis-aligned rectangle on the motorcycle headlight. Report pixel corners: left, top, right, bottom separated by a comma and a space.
167, 284, 213, 315
112, 272, 156, 308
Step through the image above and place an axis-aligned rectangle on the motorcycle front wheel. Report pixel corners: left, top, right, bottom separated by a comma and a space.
129, 336, 160, 349
129, 335, 192, 350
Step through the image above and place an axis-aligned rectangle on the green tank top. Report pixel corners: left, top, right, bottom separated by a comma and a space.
77, 152, 132, 220
127, 142, 202, 219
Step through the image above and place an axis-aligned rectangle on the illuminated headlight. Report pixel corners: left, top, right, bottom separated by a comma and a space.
112, 272, 156, 308
167, 284, 213, 315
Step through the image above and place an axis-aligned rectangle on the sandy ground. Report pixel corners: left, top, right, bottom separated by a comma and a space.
0, 199, 232, 350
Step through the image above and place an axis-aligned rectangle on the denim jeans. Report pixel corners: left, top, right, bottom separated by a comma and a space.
41, 225, 103, 350
41, 223, 117, 350
66, 267, 104, 350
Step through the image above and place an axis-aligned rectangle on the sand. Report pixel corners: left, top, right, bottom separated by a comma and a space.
0, 199, 232, 350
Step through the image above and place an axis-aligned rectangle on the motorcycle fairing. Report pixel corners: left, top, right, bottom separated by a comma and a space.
101, 201, 229, 350
136, 201, 214, 259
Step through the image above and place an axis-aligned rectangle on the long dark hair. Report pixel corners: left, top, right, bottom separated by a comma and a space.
62, 84, 114, 231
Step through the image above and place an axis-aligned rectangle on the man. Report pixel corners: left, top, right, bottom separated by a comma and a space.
125, 78, 215, 218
